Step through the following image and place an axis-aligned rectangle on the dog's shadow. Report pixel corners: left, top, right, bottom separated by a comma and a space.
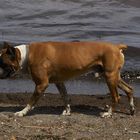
0, 105, 104, 117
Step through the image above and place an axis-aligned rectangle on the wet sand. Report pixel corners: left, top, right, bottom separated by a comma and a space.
0, 93, 140, 140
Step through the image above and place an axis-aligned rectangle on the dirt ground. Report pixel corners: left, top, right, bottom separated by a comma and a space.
0, 93, 140, 140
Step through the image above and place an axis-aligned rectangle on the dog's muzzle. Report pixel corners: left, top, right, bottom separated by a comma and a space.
0, 66, 16, 79
0, 58, 16, 79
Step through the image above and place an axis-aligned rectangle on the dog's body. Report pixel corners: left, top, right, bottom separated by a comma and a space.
0, 41, 134, 117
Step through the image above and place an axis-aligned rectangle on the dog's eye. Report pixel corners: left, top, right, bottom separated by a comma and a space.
3, 54, 14, 61
8, 54, 15, 60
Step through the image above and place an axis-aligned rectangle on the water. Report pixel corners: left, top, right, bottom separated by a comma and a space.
0, 79, 107, 94
0, 0, 139, 95
0, 0, 140, 46
0, 78, 139, 97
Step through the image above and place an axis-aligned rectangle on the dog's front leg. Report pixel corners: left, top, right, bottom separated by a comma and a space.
15, 80, 48, 117
55, 83, 71, 116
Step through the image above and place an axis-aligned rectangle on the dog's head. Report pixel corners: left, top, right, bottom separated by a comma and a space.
0, 42, 20, 78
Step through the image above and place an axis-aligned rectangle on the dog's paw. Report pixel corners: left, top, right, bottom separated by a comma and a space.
14, 111, 25, 117
62, 110, 71, 116
14, 105, 31, 117
62, 104, 71, 116
130, 108, 135, 116
101, 112, 112, 118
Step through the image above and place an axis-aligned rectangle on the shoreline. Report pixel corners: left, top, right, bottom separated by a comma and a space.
0, 92, 140, 113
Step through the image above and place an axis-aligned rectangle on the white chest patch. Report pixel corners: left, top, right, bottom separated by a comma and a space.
15, 44, 28, 69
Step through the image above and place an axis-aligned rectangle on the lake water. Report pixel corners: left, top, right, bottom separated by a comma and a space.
0, 78, 139, 97
0, 0, 140, 47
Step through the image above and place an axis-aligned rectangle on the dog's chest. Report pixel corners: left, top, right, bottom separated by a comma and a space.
15, 45, 29, 73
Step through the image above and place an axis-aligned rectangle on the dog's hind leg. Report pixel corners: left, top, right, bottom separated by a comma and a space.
15, 78, 49, 117
55, 83, 71, 116
118, 79, 135, 115
101, 71, 120, 118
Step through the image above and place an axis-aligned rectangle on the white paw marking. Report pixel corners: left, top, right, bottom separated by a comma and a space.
62, 110, 71, 116
14, 111, 25, 117
101, 112, 112, 118
62, 104, 71, 116
14, 104, 31, 117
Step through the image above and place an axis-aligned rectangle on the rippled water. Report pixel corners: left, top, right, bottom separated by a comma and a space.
0, 0, 140, 46
0, 0, 139, 95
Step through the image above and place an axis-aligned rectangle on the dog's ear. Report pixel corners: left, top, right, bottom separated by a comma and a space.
6, 46, 16, 59
3, 42, 16, 59
3, 41, 12, 49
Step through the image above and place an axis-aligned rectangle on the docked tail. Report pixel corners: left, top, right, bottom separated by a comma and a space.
118, 44, 127, 63
117, 44, 127, 50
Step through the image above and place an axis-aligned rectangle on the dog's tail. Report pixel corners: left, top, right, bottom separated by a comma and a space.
117, 44, 127, 51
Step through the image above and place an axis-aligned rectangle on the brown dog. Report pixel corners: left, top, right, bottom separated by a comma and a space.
0, 41, 134, 117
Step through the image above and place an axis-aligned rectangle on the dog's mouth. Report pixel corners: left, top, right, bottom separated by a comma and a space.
0, 56, 18, 79
0, 64, 17, 79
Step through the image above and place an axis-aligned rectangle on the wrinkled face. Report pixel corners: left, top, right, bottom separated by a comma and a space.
0, 42, 20, 78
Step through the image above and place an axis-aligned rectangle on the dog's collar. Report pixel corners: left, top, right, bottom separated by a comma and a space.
15, 44, 29, 70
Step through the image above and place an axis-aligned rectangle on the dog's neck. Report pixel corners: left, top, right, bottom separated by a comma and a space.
15, 44, 29, 70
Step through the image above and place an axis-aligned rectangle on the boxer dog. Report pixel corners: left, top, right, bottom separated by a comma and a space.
0, 41, 134, 117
